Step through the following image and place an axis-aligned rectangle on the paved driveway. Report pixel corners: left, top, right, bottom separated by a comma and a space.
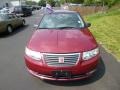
0, 10, 120, 90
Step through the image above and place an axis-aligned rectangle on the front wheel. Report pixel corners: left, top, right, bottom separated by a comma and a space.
22, 20, 26, 26
7, 25, 13, 34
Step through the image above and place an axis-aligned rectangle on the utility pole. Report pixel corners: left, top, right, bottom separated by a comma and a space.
19, 0, 21, 5
19, 0, 24, 6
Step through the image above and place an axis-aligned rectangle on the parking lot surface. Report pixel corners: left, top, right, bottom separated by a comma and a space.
0, 10, 120, 90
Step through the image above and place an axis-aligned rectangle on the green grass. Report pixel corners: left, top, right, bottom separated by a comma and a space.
85, 9, 120, 60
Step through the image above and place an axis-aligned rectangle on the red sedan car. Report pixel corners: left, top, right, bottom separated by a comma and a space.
24, 10, 100, 81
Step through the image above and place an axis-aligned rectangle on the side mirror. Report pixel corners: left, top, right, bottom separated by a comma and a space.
86, 23, 91, 27
33, 24, 38, 28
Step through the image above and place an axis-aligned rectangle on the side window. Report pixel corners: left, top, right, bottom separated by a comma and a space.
8, 15, 12, 19
8, 14, 15, 19
13, 14, 18, 18
15, 7, 22, 11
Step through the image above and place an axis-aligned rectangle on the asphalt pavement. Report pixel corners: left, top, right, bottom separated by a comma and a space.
0, 10, 120, 90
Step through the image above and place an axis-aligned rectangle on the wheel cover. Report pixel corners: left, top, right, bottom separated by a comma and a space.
23, 21, 25, 25
8, 26, 12, 33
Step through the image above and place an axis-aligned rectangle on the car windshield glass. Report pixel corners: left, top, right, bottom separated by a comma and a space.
39, 13, 84, 29
0, 14, 8, 20
14, 6, 22, 11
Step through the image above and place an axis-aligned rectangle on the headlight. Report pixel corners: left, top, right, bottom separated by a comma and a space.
25, 47, 43, 61
82, 48, 99, 60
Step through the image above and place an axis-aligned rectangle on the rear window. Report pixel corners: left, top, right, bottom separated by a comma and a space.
14, 6, 22, 11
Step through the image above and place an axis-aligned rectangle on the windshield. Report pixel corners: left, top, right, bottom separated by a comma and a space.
0, 14, 8, 21
39, 13, 85, 29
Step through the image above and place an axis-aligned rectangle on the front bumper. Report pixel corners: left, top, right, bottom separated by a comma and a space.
27, 67, 96, 81
25, 55, 100, 81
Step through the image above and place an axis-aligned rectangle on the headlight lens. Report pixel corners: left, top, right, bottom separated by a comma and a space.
82, 47, 99, 60
25, 47, 43, 61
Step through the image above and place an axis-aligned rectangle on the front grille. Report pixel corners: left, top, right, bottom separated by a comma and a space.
43, 53, 80, 67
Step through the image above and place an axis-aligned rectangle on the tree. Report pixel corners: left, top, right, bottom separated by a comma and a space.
70, 0, 84, 4
60, 0, 84, 5
93, 0, 118, 7
47, 0, 56, 7
106, 0, 118, 7
84, 0, 94, 5
26, 1, 37, 5
55, 1, 61, 7
38, 0, 46, 7
60, 0, 65, 4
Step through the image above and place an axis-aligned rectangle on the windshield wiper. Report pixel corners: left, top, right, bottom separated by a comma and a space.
39, 28, 50, 29
56, 26, 80, 29
38, 27, 81, 29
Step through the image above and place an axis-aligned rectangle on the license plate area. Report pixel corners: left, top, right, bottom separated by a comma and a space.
52, 71, 71, 78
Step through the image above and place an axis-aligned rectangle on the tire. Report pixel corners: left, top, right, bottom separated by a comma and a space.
6, 25, 13, 34
22, 20, 25, 26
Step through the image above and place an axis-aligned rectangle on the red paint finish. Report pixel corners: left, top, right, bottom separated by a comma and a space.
25, 54, 99, 75
24, 11, 100, 81
28, 28, 97, 53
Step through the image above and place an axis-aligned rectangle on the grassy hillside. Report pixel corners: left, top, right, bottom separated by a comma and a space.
85, 8, 120, 60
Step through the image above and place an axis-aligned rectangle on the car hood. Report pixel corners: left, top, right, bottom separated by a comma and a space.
28, 28, 98, 53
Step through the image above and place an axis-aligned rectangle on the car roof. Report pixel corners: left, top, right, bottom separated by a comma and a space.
0, 13, 15, 15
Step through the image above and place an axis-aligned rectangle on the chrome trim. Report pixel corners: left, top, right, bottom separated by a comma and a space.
43, 53, 80, 67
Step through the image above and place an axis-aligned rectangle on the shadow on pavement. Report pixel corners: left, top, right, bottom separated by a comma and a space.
11, 25, 29, 35
0, 25, 29, 38
44, 58, 105, 86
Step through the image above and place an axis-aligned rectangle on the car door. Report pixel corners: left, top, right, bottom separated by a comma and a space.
14, 14, 23, 26
0, 21, 7, 33
0, 15, 9, 33
8, 14, 18, 28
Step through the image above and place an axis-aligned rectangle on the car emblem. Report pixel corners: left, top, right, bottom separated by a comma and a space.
59, 57, 64, 63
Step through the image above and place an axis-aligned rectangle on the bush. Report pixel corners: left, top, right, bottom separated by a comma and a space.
107, 0, 118, 8
84, 0, 119, 7
38, 0, 46, 7
47, 0, 56, 7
